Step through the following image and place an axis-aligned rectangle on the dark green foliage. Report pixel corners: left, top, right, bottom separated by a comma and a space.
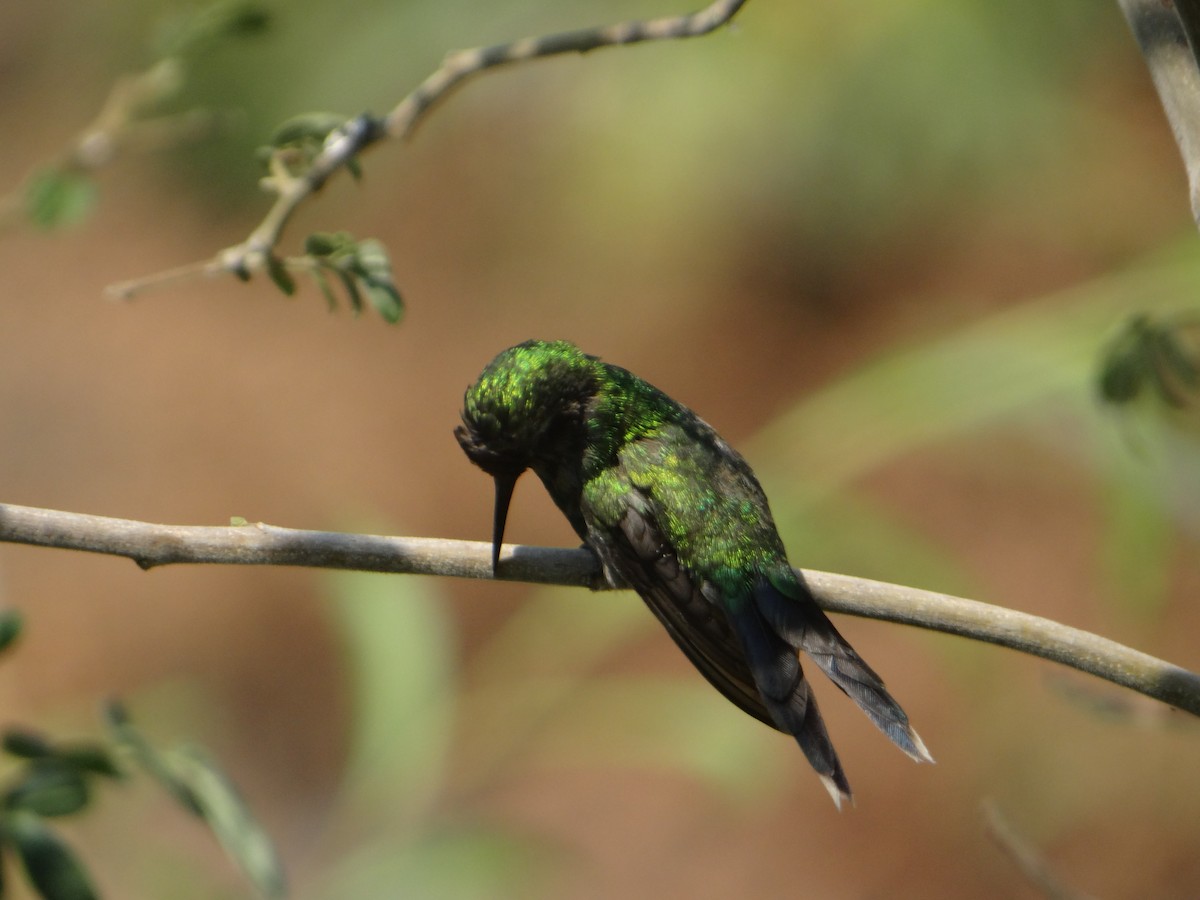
0, 725, 119, 899
267, 254, 297, 296
267, 113, 347, 148
3, 729, 54, 759
154, 0, 273, 59
351, 239, 404, 323
262, 111, 373, 182
3, 731, 121, 780
104, 701, 286, 898
295, 231, 404, 323
5, 760, 92, 818
0, 611, 23, 655
168, 747, 287, 898
0, 652, 286, 897
102, 699, 201, 815
18, 0, 270, 232
246, 226, 405, 324
256, 111, 407, 319
24, 170, 97, 231
6, 811, 98, 900
1098, 313, 1200, 409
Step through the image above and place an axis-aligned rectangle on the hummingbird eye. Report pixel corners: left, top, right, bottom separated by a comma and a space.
538, 406, 585, 451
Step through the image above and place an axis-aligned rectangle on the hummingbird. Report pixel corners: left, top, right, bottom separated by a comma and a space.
455, 339, 931, 806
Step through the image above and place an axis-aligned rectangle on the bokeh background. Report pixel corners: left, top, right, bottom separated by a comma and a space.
2, 0, 1200, 896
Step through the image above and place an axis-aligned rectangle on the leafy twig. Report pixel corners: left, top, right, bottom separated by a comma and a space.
0, 59, 195, 231
105, 0, 750, 300
1, 1, 268, 232
1, 501, 1198, 718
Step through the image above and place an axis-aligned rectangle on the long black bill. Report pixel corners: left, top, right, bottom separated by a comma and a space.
491, 472, 519, 573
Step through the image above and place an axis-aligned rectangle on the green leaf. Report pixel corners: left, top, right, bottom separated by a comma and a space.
6, 810, 98, 900
1147, 323, 1200, 407
299, 232, 404, 320
266, 256, 296, 296
359, 278, 403, 324
167, 746, 287, 899
203, 0, 272, 39
303, 231, 355, 259
24, 170, 96, 231
1096, 312, 1200, 409
311, 268, 339, 312
1152, 327, 1200, 390
353, 240, 404, 324
0, 610, 22, 654
3, 732, 120, 779
3, 729, 53, 759
334, 270, 364, 315
1097, 350, 1143, 405
103, 700, 202, 815
156, 0, 272, 58
57, 744, 122, 780
268, 113, 346, 150
5, 761, 90, 818
103, 701, 285, 896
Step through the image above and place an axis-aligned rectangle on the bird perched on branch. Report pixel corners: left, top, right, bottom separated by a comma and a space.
455, 339, 932, 806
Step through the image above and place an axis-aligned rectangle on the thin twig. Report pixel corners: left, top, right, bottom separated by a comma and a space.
1118, 0, 1200, 228
106, 0, 749, 299
384, 0, 749, 141
2, 501, 1198, 718
983, 801, 1095, 900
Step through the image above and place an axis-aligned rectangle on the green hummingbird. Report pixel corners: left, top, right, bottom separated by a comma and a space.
455, 339, 931, 806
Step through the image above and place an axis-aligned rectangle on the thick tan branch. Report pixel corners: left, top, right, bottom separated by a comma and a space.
1119, 0, 1200, 228
2, 501, 1198, 718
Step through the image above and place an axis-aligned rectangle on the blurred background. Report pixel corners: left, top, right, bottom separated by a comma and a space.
1, 0, 1199, 896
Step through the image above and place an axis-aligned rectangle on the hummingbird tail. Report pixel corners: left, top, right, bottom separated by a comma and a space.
755, 578, 934, 765
725, 598, 853, 809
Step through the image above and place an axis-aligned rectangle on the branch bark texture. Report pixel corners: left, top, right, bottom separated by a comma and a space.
2, 502, 1197, 718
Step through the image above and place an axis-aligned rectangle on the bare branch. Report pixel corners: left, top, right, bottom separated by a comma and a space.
799, 570, 1200, 718
385, 0, 749, 142
2, 501, 1198, 718
106, 0, 750, 299
1118, 0, 1200, 228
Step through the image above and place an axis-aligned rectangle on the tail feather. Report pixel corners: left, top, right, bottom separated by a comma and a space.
726, 598, 853, 808
756, 576, 934, 764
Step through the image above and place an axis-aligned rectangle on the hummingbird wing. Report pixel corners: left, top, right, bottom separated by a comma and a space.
589, 496, 854, 806
580, 426, 929, 806
599, 498, 772, 725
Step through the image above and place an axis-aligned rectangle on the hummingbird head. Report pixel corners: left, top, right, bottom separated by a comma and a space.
455, 340, 599, 571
